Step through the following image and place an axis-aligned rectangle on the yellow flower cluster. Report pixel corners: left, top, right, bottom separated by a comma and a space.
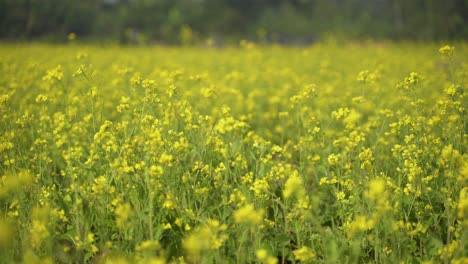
183, 219, 228, 262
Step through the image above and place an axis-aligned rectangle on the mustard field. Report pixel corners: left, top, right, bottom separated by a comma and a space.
0, 43, 466, 263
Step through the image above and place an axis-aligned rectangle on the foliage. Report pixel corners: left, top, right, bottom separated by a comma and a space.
0, 0, 467, 43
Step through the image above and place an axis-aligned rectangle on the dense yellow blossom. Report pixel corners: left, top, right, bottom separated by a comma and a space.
293, 246, 316, 263
233, 203, 264, 225
0, 43, 466, 263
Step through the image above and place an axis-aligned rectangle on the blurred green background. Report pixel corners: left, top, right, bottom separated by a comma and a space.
0, 0, 467, 44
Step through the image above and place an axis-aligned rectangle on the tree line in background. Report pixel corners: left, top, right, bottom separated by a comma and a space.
0, 0, 467, 44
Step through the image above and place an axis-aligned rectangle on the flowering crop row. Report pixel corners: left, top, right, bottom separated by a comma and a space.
0, 43, 466, 263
